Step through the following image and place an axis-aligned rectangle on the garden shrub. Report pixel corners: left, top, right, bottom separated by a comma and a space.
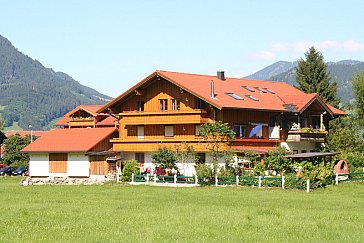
298, 161, 334, 188
344, 152, 364, 171
253, 162, 266, 176
121, 160, 140, 182
195, 163, 217, 185
152, 147, 176, 169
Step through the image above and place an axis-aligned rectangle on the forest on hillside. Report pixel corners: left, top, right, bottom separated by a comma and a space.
0, 35, 112, 130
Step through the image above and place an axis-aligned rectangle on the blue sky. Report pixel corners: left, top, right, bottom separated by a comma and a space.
1, 0, 363, 97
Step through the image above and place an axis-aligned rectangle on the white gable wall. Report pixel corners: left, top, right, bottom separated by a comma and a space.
68, 153, 90, 177
29, 153, 49, 177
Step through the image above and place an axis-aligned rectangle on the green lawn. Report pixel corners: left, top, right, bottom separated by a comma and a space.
0, 177, 363, 242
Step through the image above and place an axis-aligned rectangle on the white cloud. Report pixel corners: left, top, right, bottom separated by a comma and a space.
252, 51, 276, 60
271, 40, 364, 53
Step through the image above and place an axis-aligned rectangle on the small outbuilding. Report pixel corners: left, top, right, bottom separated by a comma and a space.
22, 127, 119, 179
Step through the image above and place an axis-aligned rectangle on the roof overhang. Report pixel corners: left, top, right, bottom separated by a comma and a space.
97, 71, 222, 114
299, 94, 334, 116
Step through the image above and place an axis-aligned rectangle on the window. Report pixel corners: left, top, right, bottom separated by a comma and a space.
159, 99, 168, 111
254, 87, 267, 93
264, 88, 276, 94
165, 125, 174, 137
172, 99, 180, 111
136, 101, 144, 111
226, 93, 244, 100
195, 124, 203, 136
246, 95, 259, 101
196, 153, 206, 164
242, 86, 255, 92
137, 126, 144, 139
135, 153, 145, 164
233, 125, 247, 138
196, 98, 205, 109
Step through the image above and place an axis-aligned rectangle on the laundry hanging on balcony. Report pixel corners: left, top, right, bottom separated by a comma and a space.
249, 124, 263, 138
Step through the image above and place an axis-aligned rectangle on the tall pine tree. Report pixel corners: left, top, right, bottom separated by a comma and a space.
296, 47, 339, 107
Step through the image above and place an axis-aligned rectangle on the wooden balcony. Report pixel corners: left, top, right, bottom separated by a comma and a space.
286, 130, 327, 142
69, 118, 95, 127
119, 110, 211, 125
111, 137, 207, 152
111, 137, 280, 153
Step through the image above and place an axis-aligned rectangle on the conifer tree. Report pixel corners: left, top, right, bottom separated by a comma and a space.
351, 72, 364, 126
296, 47, 339, 107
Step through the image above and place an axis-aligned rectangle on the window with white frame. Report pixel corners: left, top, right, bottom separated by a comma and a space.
165, 125, 174, 137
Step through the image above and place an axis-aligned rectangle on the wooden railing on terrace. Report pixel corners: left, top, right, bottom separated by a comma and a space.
119, 109, 211, 125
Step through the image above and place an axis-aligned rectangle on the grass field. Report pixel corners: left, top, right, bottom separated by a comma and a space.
0, 177, 363, 242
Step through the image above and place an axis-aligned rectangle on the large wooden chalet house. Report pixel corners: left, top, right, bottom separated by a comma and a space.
23, 70, 345, 178
97, 70, 345, 175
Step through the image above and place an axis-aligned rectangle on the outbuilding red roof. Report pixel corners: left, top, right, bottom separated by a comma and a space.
21, 127, 117, 153
99, 70, 346, 115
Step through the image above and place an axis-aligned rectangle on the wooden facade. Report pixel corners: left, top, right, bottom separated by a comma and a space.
49, 153, 67, 173
89, 156, 109, 175
101, 73, 339, 154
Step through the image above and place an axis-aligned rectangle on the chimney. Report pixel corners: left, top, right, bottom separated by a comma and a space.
217, 71, 225, 80
211, 80, 215, 98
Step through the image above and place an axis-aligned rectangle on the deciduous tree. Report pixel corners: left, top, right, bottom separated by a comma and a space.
198, 121, 235, 163
2, 134, 30, 166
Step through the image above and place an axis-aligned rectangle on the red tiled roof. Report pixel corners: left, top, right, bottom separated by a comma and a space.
99, 70, 346, 115
21, 127, 117, 153
327, 104, 347, 115
97, 116, 117, 126
5, 130, 47, 138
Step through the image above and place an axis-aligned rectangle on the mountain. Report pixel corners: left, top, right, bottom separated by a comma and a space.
246, 60, 364, 104
0, 35, 112, 130
245, 61, 297, 80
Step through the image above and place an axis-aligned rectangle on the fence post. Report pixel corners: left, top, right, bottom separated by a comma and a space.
306, 179, 310, 193
131, 173, 134, 183
363, 167, 364, 173
154, 174, 157, 184
195, 174, 198, 186
146, 174, 149, 183
215, 175, 218, 186
116, 166, 120, 183
236, 175, 239, 186
258, 176, 262, 188
174, 174, 177, 184
335, 173, 339, 185
282, 175, 285, 189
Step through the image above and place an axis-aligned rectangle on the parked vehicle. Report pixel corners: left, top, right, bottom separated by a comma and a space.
12, 166, 28, 176
0, 163, 7, 169
0, 166, 16, 176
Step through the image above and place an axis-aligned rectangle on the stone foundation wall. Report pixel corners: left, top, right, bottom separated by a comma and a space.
21, 176, 111, 186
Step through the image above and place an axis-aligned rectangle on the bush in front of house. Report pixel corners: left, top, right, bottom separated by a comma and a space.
121, 160, 140, 182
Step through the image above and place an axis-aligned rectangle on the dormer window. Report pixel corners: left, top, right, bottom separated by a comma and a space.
136, 101, 144, 111
172, 99, 180, 111
159, 99, 168, 111
196, 99, 205, 109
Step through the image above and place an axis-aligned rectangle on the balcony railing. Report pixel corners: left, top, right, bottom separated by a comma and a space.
119, 109, 211, 125
286, 129, 327, 142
